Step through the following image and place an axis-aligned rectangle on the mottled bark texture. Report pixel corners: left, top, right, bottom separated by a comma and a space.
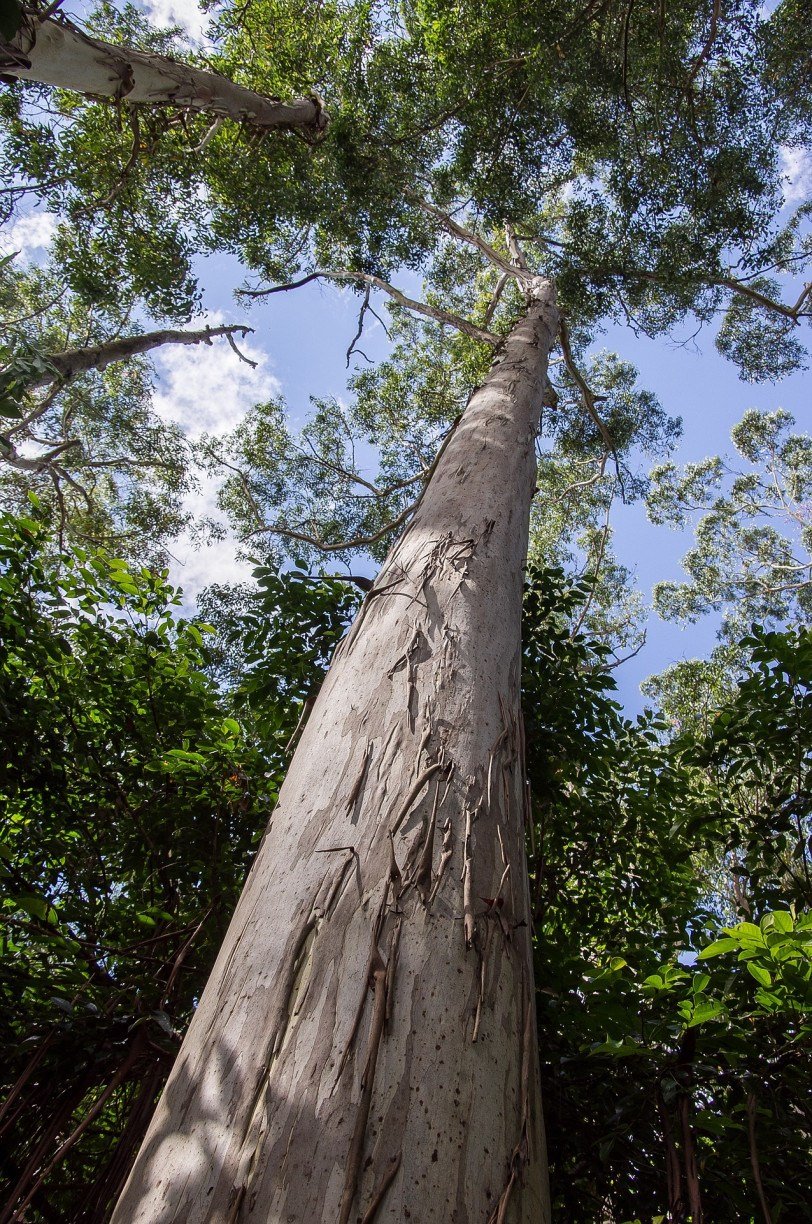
1, 14, 326, 137
114, 279, 558, 1223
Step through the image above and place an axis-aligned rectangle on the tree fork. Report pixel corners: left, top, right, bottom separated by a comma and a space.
114, 278, 558, 1223
1, 11, 327, 138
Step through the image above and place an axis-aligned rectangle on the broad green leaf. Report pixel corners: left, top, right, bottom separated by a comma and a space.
697, 938, 738, 959
746, 962, 772, 988
769, 910, 794, 934
687, 1000, 724, 1027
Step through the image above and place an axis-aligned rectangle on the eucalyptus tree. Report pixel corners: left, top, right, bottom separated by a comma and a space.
117, 5, 811, 1221
204, 281, 677, 658
1, 1, 810, 1221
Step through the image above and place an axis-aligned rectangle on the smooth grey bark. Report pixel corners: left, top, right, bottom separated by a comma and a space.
1, 14, 326, 137
114, 279, 559, 1224
27, 324, 254, 390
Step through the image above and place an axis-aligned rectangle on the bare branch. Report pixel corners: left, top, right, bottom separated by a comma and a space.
0, 436, 80, 471
606, 630, 647, 671
247, 414, 462, 556
191, 116, 224, 153
77, 106, 142, 214
6, 381, 62, 438
3, 15, 328, 138
504, 223, 530, 273
717, 277, 810, 322
21, 323, 255, 390
241, 272, 501, 346
553, 453, 609, 499
790, 282, 812, 316
686, 0, 722, 88
483, 273, 509, 327
346, 285, 371, 367
248, 499, 419, 553
557, 317, 617, 461
224, 329, 258, 368
569, 498, 612, 641
296, 436, 382, 496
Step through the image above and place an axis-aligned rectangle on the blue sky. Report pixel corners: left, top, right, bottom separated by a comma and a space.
3, 0, 810, 715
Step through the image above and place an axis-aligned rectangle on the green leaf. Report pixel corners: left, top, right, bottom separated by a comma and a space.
746, 962, 772, 988
17, 894, 59, 925
697, 937, 737, 959
687, 1000, 724, 1027
769, 910, 794, 934
732, 922, 766, 946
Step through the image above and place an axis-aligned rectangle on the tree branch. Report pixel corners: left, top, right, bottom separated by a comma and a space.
483, 273, 509, 327
746, 1092, 773, 1224
346, 285, 371, 367
2, 15, 328, 138
686, 0, 722, 88
248, 498, 419, 554
240, 272, 500, 345
717, 277, 810, 322
569, 497, 613, 641
23, 323, 255, 390
247, 415, 462, 556
557, 317, 618, 462
504, 222, 530, 273
408, 194, 527, 279
0, 436, 80, 471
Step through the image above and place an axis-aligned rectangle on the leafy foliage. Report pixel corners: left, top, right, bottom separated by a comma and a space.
647, 408, 812, 651
0, 0, 810, 1217
199, 564, 361, 728
716, 278, 809, 381
2, 1, 809, 381
0, 505, 354, 1220
524, 572, 812, 1222
1, 510, 809, 1219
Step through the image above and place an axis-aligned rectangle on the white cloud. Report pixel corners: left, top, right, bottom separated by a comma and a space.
153, 311, 277, 595
152, 312, 280, 439
779, 145, 812, 206
0, 211, 58, 260
144, 0, 209, 43
168, 463, 256, 600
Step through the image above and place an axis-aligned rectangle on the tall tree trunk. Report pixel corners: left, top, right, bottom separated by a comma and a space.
114, 278, 558, 1223
1, 15, 326, 137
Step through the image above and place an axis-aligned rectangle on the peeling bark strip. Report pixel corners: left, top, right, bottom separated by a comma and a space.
1, 15, 327, 137
114, 279, 558, 1223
